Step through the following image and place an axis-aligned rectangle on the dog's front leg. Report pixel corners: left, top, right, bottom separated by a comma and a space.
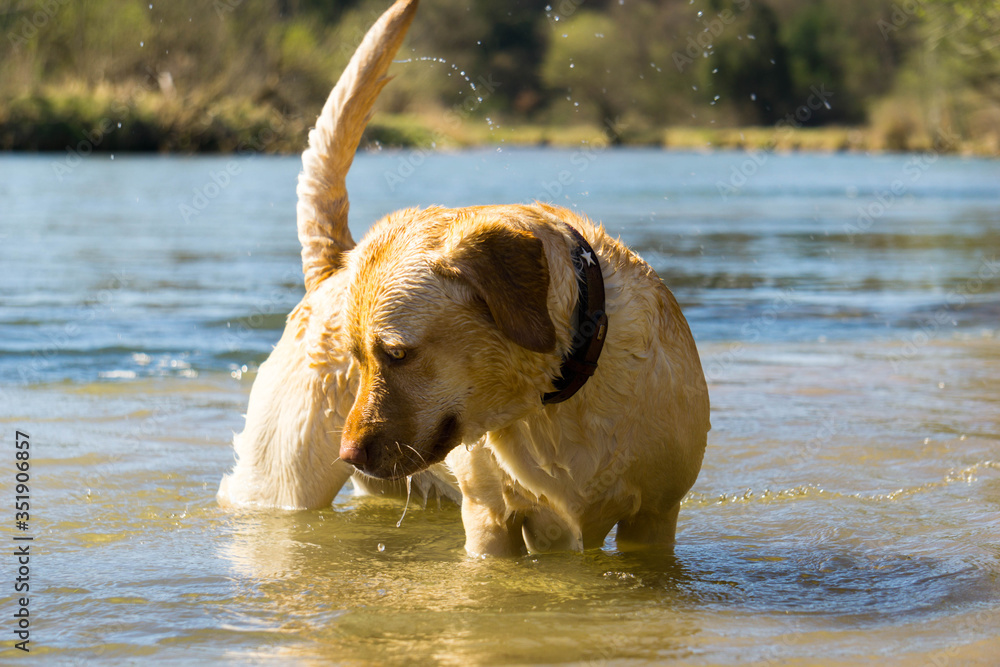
461, 496, 525, 558
521, 509, 583, 553
218, 302, 355, 510
448, 446, 526, 557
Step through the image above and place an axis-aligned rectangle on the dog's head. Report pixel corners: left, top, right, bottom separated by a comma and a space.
338, 209, 559, 479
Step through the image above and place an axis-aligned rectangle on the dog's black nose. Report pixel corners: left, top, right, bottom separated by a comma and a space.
339, 438, 368, 467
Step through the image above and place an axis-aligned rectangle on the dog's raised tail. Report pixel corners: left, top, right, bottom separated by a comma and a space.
296, 0, 419, 290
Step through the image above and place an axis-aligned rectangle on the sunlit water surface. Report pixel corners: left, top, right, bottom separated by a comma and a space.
1, 150, 999, 664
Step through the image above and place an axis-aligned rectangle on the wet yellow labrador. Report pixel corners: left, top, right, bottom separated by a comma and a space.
218, 0, 710, 556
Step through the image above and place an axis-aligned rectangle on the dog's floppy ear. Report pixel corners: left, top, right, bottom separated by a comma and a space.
435, 225, 556, 354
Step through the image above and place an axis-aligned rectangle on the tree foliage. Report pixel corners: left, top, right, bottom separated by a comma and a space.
0, 0, 994, 146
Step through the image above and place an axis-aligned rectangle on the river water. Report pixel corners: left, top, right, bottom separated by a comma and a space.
1, 149, 998, 664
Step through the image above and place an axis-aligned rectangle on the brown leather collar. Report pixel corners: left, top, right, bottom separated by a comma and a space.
542, 225, 608, 405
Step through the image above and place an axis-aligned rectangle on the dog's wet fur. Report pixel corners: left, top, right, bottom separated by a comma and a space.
218, 0, 710, 556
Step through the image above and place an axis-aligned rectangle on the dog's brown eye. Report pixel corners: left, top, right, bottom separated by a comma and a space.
386, 348, 407, 361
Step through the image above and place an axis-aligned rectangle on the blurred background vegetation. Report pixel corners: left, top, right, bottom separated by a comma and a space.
0, 0, 997, 153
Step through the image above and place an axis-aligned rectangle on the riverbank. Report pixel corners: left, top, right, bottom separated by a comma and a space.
368, 113, 1000, 155
2, 90, 997, 156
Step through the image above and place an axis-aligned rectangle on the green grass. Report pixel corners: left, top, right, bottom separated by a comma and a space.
364, 113, 994, 155
2, 88, 996, 156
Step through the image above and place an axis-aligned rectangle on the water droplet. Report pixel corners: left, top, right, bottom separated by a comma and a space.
569, 63, 575, 68
377, 543, 385, 552
139, 41, 144, 47
117, 122, 122, 128
750, 93, 757, 101
697, 10, 703, 17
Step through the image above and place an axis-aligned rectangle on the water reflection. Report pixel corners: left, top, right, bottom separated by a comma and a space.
3, 151, 999, 663
215, 472, 999, 663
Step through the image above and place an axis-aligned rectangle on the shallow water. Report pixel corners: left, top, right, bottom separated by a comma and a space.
1, 149, 999, 664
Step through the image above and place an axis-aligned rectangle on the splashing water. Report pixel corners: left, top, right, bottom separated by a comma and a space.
391, 55, 498, 137
394, 56, 478, 94
396, 475, 413, 528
